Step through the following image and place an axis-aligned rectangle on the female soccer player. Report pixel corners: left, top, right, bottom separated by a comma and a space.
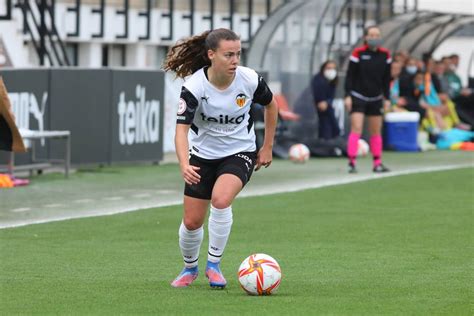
344, 25, 391, 173
163, 28, 278, 288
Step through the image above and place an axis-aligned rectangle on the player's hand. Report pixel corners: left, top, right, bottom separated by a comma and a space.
383, 99, 392, 113
317, 101, 328, 112
180, 164, 201, 185
344, 96, 352, 112
255, 147, 272, 171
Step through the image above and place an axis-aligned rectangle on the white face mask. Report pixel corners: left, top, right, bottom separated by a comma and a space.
324, 69, 337, 81
406, 65, 417, 75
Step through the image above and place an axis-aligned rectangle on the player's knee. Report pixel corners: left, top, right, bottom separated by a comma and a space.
182, 218, 202, 231
211, 196, 232, 209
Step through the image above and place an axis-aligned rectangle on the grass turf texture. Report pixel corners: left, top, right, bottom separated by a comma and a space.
1, 168, 472, 315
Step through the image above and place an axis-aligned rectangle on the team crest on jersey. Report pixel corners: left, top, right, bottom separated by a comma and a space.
177, 98, 186, 115
235, 93, 247, 108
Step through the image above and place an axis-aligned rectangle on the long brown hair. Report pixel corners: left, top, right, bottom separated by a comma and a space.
163, 28, 240, 78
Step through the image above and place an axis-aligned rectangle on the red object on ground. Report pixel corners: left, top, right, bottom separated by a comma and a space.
0, 173, 30, 188
460, 142, 474, 151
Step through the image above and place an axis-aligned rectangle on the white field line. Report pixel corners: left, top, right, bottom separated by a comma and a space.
0, 164, 471, 229
43, 204, 65, 208
73, 199, 94, 203
156, 190, 178, 194
10, 208, 31, 213
102, 196, 124, 201
240, 163, 474, 197
132, 193, 152, 198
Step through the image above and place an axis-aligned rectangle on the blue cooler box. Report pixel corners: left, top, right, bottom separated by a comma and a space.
384, 112, 420, 151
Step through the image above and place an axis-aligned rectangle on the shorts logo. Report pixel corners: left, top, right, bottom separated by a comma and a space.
235, 93, 247, 107
236, 153, 252, 165
177, 98, 186, 115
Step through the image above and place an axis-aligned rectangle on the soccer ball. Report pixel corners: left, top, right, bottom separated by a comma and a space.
288, 143, 310, 163
237, 253, 282, 295
357, 139, 369, 157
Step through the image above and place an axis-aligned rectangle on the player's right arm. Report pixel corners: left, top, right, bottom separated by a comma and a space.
175, 86, 201, 185
344, 48, 360, 111
175, 123, 200, 185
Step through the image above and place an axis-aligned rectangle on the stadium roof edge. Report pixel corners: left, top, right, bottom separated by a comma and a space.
247, 3, 474, 73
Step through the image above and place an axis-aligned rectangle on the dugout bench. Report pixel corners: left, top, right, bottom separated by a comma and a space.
0, 129, 71, 178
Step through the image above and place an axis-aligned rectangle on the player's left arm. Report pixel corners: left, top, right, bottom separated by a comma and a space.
383, 50, 392, 111
252, 75, 278, 171
255, 97, 278, 171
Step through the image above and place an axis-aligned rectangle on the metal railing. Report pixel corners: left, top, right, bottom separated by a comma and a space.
15, 0, 70, 66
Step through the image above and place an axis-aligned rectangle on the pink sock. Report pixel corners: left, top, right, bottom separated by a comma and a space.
370, 135, 383, 167
347, 132, 360, 165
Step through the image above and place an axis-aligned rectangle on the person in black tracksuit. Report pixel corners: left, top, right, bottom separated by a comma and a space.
344, 25, 391, 173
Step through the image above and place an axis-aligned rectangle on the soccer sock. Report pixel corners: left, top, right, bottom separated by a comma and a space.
179, 222, 204, 268
208, 205, 233, 264
347, 132, 360, 165
370, 135, 383, 167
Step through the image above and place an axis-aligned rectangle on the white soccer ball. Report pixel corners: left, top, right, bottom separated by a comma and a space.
288, 143, 310, 163
357, 139, 369, 157
237, 253, 282, 295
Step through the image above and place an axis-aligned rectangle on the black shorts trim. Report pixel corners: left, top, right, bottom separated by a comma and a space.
184, 151, 257, 200
351, 96, 384, 116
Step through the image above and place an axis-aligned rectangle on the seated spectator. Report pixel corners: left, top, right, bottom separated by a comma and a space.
412, 71, 445, 132
450, 54, 460, 69
398, 57, 418, 94
442, 56, 463, 99
403, 57, 419, 77
391, 59, 430, 119
421, 54, 450, 131
434, 60, 470, 130
414, 70, 464, 132
310, 60, 340, 140
393, 50, 409, 65
434, 61, 450, 94
389, 61, 407, 111
444, 55, 474, 127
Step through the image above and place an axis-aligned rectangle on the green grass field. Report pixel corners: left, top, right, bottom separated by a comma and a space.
1, 168, 472, 315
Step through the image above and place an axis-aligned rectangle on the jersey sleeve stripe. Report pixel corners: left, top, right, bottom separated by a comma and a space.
350, 55, 360, 63
190, 123, 199, 135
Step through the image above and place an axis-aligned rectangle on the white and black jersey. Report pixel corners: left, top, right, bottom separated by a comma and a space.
176, 66, 273, 159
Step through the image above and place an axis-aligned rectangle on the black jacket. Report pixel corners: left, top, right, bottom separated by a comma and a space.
345, 44, 392, 100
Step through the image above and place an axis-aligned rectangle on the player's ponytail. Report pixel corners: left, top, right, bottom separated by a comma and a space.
164, 28, 240, 78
